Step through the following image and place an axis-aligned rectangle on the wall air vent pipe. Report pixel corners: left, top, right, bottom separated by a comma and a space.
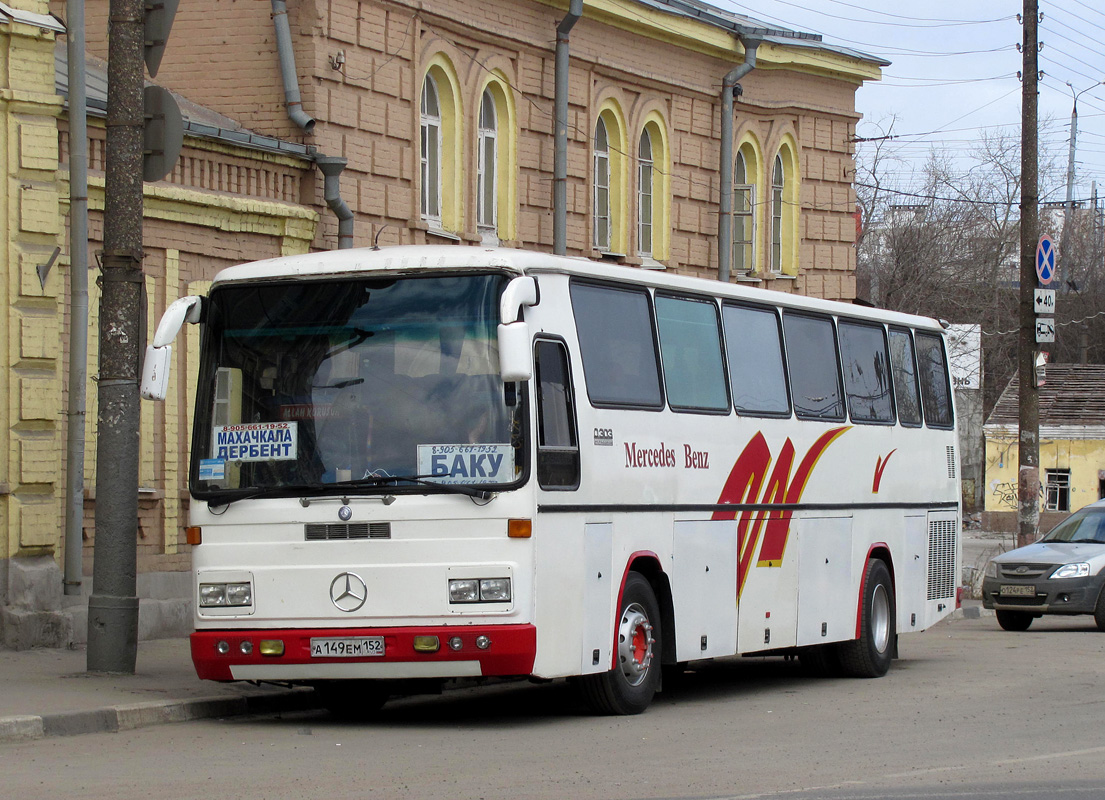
717, 35, 761, 283
271, 0, 316, 134
553, 0, 584, 255
316, 155, 354, 249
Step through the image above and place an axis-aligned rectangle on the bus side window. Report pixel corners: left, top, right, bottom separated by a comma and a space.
916, 332, 954, 428
783, 312, 845, 421
888, 328, 922, 427
722, 303, 790, 417
534, 339, 580, 490
838, 320, 894, 424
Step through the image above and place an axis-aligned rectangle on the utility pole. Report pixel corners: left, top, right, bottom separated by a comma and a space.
87, 0, 146, 673
1060, 81, 1104, 276
1017, 0, 1040, 549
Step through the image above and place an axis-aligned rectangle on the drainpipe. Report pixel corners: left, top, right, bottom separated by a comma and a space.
718, 36, 761, 283
553, 0, 583, 255
64, 0, 89, 596
271, 0, 316, 134
316, 156, 354, 249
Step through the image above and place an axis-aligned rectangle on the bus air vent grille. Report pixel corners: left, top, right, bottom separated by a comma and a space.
926, 518, 957, 600
305, 522, 391, 541
946, 446, 957, 480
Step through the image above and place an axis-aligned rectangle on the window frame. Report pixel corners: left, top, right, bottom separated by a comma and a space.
593, 117, 611, 252
420, 75, 442, 226
915, 331, 955, 429
782, 310, 846, 423
838, 319, 896, 426
733, 149, 755, 276
569, 279, 665, 411
476, 89, 498, 233
769, 153, 784, 275
1045, 468, 1071, 512
888, 326, 923, 428
654, 291, 731, 415
638, 129, 654, 258
721, 301, 792, 418
534, 336, 581, 491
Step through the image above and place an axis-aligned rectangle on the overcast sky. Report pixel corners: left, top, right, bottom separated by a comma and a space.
710, 0, 1105, 203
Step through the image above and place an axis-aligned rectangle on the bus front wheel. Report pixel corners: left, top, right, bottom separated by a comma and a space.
576, 572, 662, 715
838, 558, 895, 678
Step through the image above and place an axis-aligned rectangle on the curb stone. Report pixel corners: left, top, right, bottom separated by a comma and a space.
0, 689, 319, 744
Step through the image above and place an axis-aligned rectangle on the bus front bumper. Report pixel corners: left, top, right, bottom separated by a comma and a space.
191, 625, 537, 682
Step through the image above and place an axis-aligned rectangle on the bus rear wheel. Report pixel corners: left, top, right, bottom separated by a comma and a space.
576, 572, 661, 715
838, 558, 895, 678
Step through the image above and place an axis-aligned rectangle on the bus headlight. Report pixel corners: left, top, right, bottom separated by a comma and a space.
200, 582, 253, 607
448, 577, 511, 603
479, 578, 511, 602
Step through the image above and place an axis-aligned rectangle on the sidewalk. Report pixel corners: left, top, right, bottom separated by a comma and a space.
0, 637, 318, 744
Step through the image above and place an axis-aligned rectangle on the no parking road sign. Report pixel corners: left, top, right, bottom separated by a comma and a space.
1036, 234, 1056, 285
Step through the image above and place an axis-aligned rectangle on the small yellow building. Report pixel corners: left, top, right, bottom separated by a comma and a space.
983, 364, 1105, 533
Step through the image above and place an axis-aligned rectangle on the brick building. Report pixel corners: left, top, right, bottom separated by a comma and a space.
2, 0, 882, 646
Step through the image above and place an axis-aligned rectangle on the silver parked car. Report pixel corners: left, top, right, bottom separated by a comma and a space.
982, 499, 1105, 631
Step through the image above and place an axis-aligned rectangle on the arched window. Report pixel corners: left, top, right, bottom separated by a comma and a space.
420, 76, 442, 224
477, 89, 498, 233
770, 153, 784, 274
594, 117, 611, 251
638, 130, 654, 257
733, 149, 754, 274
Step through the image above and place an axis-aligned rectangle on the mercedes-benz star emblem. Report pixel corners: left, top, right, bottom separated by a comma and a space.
329, 572, 368, 612
338, 505, 353, 521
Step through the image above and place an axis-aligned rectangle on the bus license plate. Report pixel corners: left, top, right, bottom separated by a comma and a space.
310, 637, 385, 658
999, 584, 1036, 597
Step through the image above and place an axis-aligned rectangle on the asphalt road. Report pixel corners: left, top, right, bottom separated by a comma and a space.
5, 613, 1105, 800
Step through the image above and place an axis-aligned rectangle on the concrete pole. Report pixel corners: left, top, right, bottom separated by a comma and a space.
88, 0, 145, 673
64, 0, 90, 597
1017, 0, 1040, 549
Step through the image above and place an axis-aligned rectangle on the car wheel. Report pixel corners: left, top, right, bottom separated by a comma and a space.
576, 572, 661, 715
1094, 586, 1105, 632
995, 609, 1033, 631
838, 559, 895, 678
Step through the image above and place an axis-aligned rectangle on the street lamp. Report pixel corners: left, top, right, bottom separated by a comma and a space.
1064, 80, 1105, 209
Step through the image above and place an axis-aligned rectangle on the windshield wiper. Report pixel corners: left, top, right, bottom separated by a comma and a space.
204, 481, 328, 509
336, 473, 495, 501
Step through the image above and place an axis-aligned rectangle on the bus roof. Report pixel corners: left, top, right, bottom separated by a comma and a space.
210, 245, 946, 332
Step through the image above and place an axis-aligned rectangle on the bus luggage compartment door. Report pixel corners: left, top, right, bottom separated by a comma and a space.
795, 514, 854, 647
672, 520, 738, 660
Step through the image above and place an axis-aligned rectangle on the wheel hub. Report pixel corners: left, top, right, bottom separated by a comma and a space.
618, 603, 654, 686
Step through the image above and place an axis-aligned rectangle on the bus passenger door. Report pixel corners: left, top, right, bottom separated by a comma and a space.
672, 520, 738, 660
795, 514, 854, 647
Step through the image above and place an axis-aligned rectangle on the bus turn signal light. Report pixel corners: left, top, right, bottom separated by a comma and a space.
186, 526, 202, 545
507, 519, 532, 538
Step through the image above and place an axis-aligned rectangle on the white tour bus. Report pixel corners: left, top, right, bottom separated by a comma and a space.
142, 245, 961, 715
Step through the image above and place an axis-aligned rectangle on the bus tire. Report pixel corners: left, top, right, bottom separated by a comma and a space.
996, 609, 1034, 632
314, 680, 388, 719
576, 572, 661, 715
838, 558, 895, 678
799, 644, 841, 677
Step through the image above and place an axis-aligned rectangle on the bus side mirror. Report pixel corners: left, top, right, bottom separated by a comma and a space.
498, 321, 532, 382
497, 276, 538, 383
140, 295, 203, 401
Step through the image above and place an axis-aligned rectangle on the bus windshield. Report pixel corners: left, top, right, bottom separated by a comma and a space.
190, 272, 524, 499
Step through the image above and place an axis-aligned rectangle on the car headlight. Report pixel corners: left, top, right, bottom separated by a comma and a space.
985, 561, 998, 578
199, 582, 253, 607
1050, 562, 1091, 579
